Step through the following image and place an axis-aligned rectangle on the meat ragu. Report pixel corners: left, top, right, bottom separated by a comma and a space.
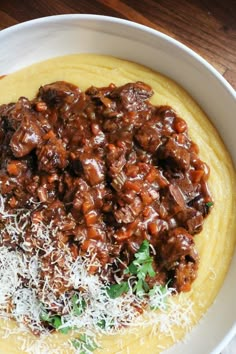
0, 81, 213, 331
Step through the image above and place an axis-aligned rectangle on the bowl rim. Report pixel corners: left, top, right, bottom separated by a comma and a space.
0, 13, 235, 354
1, 13, 235, 100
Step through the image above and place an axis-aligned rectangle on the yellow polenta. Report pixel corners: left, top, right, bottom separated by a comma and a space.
0, 54, 235, 354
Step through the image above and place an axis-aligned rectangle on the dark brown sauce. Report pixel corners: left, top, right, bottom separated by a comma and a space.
0, 81, 213, 294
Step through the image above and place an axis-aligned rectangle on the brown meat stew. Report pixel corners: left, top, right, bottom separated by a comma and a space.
0, 81, 213, 294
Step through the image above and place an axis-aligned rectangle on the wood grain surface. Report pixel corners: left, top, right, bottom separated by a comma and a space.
0, 0, 235, 89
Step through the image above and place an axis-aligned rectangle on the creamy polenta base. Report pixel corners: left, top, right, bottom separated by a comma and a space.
0, 54, 235, 354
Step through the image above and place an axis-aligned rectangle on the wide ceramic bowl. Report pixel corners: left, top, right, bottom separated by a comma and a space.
0, 14, 235, 354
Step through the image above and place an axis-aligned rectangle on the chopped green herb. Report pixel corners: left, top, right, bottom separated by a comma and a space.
96, 318, 114, 330
59, 324, 73, 334
40, 294, 85, 334
107, 241, 156, 299
134, 239, 152, 261
50, 315, 62, 329
125, 261, 137, 275
135, 278, 145, 297
125, 240, 155, 278
71, 334, 99, 353
97, 319, 106, 329
40, 311, 62, 330
206, 201, 214, 207
142, 280, 150, 292
107, 281, 129, 299
148, 284, 170, 310
125, 240, 156, 297
72, 294, 86, 316
40, 310, 51, 322
40, 309, 72, 334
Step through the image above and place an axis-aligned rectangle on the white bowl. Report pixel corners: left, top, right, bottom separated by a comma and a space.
0, 14, 235, 354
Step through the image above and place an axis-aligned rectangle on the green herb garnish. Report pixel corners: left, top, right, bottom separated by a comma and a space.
206, 201, 214, 207
72, 294, 86, 316
106, 281, 129, 299
106, 240, 156, 299
96, 318, 114, 330
96, 319, 106, 329
40, 309, 72, 334
71, 334, 99, 353
148, 284, 170, 310
125, 240, 155, 297
40, 295, 85, 334
125, 240, 155, 278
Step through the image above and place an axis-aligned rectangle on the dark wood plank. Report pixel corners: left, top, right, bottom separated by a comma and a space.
0, 0, 235, 89
0, 10, 17, 30
224, 69, 236, 89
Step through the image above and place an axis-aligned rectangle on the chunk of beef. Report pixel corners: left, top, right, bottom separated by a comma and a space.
110, 82, 153, 111
160, 183, 186, 216
168, 184, 186, 209
186, 213, 204, 234
79, 153, 105, 186
10, 114, 44, 157
158, 227, 199, 292
135, 124, 161, 153
173, 259, 198, 292
173, 174, 197, 202
114, 205, 135, 224
38, 81, 80, 107
114, 196, 142, 224
37, 137, 68, 173
159, 227, 198, 267
158, 137, 190, 171
0, 97, 31, 131
175, 208, 204, 234
105, 144, 126, 177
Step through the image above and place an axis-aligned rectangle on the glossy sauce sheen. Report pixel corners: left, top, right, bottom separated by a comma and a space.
0, 81, 212, 294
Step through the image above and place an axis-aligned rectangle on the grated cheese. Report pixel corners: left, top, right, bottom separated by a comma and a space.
0, 195, 195, 353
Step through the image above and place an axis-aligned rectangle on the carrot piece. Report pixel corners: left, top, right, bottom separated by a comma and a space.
82, 200, 94, 214
143, 206, 152, 217
84, 211, 98, 226
140, 191, 153, 205
174, 117, 187, 133
8, 196, 18, 208
125, 164, 139, 178
148, 222, 159, 236
7, 162, 20, 176
87, 227, 101, 240
42, 130, 55, 140
190, 169, 204, 183
70, 243, 79, 259
35, 101, 48, 112
88, 265, 99, 274
80, 239, 96, 252
124, 180, 141, 192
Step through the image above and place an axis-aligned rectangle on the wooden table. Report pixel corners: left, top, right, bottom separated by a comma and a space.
0, 1, 235, 353
0, 0, 235, 89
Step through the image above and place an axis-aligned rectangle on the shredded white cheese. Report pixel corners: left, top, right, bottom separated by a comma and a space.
0, 196, 194, 353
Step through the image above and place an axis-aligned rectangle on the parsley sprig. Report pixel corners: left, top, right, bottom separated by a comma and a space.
71, 294, 86, 316
40, 310, 72, 334
107, 240, 156, 298
125, 239, 155, 296
40, 293, 86, 334
106, 281, 129, 299
148, 284, 170, 310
